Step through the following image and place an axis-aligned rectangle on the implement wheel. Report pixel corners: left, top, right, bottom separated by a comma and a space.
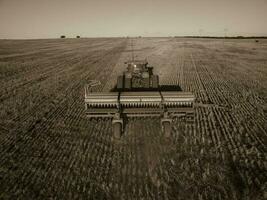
113, 122, 122, 139
162, 121, 171, 137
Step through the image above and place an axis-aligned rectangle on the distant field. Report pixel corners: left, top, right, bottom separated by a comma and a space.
0, 38, 266, 199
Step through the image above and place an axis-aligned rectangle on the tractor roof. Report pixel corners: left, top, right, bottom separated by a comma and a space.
124, 60, 148, 65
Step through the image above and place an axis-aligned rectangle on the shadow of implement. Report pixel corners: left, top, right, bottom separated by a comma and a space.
110, 85, 182, 92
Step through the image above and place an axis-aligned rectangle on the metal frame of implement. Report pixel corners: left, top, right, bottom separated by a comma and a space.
85, 85, 195, 138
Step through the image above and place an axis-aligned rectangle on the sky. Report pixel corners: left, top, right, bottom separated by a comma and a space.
0, 0, 267, 39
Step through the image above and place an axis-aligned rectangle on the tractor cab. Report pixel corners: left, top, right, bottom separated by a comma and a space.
118, 60, 158, 90
125, 60, 149, 74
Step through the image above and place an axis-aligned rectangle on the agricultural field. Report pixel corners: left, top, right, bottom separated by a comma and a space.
0, 37, 266, 199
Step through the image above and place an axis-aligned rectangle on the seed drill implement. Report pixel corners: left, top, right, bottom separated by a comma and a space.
85, 60, 195, 138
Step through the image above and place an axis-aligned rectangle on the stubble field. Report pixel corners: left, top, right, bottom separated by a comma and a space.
0, 37, 266, 200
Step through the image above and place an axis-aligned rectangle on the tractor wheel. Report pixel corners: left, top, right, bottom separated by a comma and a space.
113, 122, 122, 139
162, 121, 171, 137
151, 75, 159, 89
117, 76, 124, 89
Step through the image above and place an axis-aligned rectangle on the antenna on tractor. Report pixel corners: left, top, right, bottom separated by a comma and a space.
131, 39, 134, 62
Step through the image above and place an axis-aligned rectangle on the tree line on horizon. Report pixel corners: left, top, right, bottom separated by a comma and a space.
174, 36, 267, 39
